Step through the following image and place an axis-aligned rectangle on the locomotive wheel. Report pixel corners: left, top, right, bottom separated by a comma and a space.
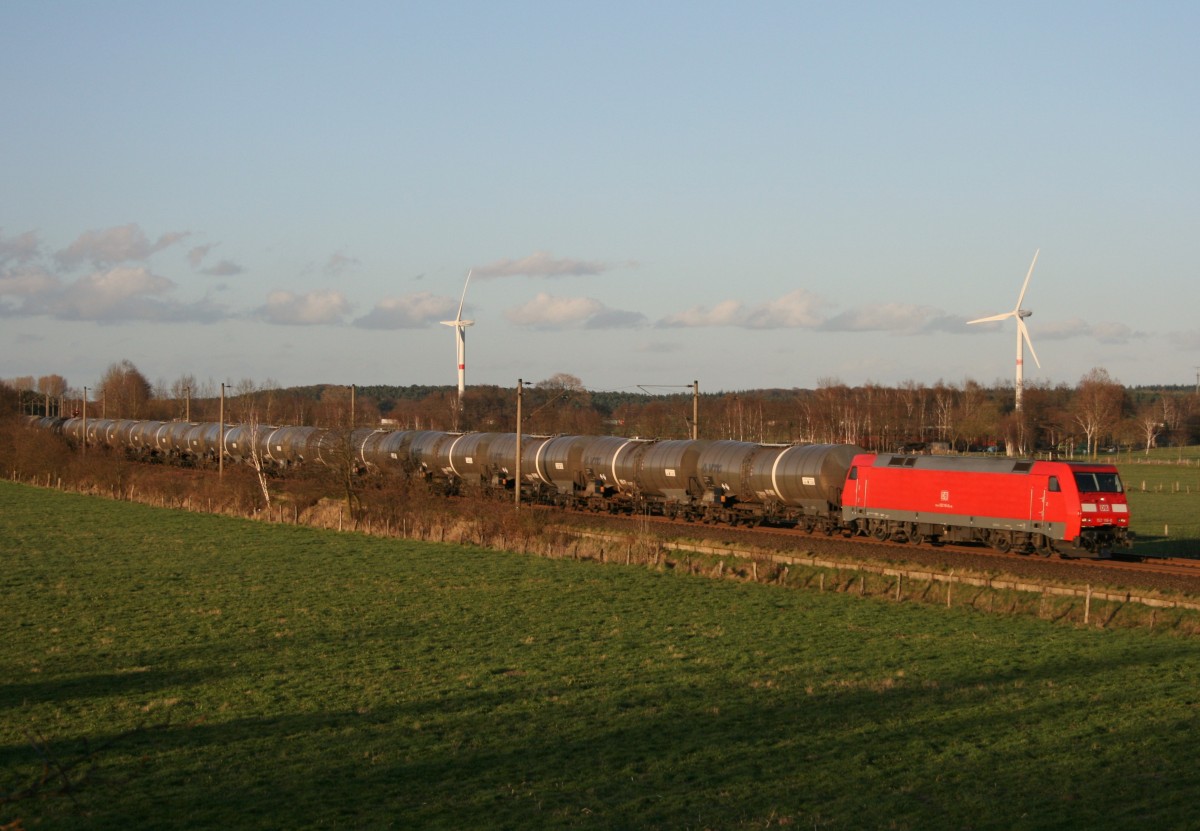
911, 532, 926, 546
872, 523, 889, 541
991, 534, 1012, 553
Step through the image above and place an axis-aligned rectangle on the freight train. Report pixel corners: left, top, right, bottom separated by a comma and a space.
26, 415, 1134, 558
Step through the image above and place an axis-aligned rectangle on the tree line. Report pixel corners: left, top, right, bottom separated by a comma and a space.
5, 362, 1199, 456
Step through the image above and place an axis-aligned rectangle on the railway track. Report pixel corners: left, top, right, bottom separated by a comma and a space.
578, 507, 1200, 589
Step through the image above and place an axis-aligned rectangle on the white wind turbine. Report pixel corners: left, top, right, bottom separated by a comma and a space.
968, 249, 1042, 414
441, 270, 474, 404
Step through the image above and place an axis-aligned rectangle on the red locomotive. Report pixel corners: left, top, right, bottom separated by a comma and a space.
842, 454, 1132, 557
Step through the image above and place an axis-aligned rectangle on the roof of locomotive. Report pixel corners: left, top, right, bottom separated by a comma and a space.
859, 454, 1118, 475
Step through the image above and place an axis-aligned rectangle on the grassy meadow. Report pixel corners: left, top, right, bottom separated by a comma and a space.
4, 480, 1200, 830
1117, 452, 1200, 556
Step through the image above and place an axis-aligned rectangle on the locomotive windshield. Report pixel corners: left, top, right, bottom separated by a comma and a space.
1074, 471, 1123, 494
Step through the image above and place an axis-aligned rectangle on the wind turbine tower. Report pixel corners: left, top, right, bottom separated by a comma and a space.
441, 270, 474, 405
968, 250, 1042, 413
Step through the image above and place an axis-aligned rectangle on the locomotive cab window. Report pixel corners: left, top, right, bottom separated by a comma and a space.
1048, 476, 1060, 492
1074, 471, 1123, 493
847, 466, 858, 480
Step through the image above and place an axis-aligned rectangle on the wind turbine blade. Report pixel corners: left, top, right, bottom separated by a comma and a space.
455, 269, 472, 321
967, 312, 1014, 325
1018, 318, 1041, 368
1015, 249, 1039, 310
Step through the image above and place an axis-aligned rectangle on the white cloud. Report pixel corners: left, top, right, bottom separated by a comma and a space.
818, 303, 945, 334
475, 250, 625, 278
187, 244, 213, 267
354, 292, 457, 329
585, 308, 647, 329
202, 259, 244, 277
260, 289, 349, 325
1026, 317, 1091, 340
504, 292, 645, 329
42, 266, 223, 323
1, 253, 225, 322
1024, 317, 1142, 345
744, 289, 826, 329
0, 229, 41, 265
55, 224, 189, 269
1089, 321, 1140, 345
660, 289, 826, 329
0, 267, 59, 299
506, 293, 603, 327
659, 298, 747, 328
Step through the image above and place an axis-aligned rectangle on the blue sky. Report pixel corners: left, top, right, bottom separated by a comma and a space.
3, 1, 1197, 395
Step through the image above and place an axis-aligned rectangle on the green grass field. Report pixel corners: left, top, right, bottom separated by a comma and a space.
1118, 457, 1200, 556
4, 480, 1200, 830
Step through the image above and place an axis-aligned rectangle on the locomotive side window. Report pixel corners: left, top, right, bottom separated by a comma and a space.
848, 466, 858, 480
1048, 476, 1060, 492
1074, 472, 1124, 493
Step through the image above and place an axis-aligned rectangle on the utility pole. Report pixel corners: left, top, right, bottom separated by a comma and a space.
185, 385, 191, 422
219, 382, 225, 480
692, 380, 699, 440
81, 387, 88, 455
515, 379, 523, 511
350, 383, 356, 428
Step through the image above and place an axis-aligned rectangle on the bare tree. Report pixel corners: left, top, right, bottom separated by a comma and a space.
1134, 401, 1164, 454
36, 374, 68, 416
96, 360, 152, 419
227, 379, 281, 509
1072, 368, 1126, 458
955, 380, 998, 451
